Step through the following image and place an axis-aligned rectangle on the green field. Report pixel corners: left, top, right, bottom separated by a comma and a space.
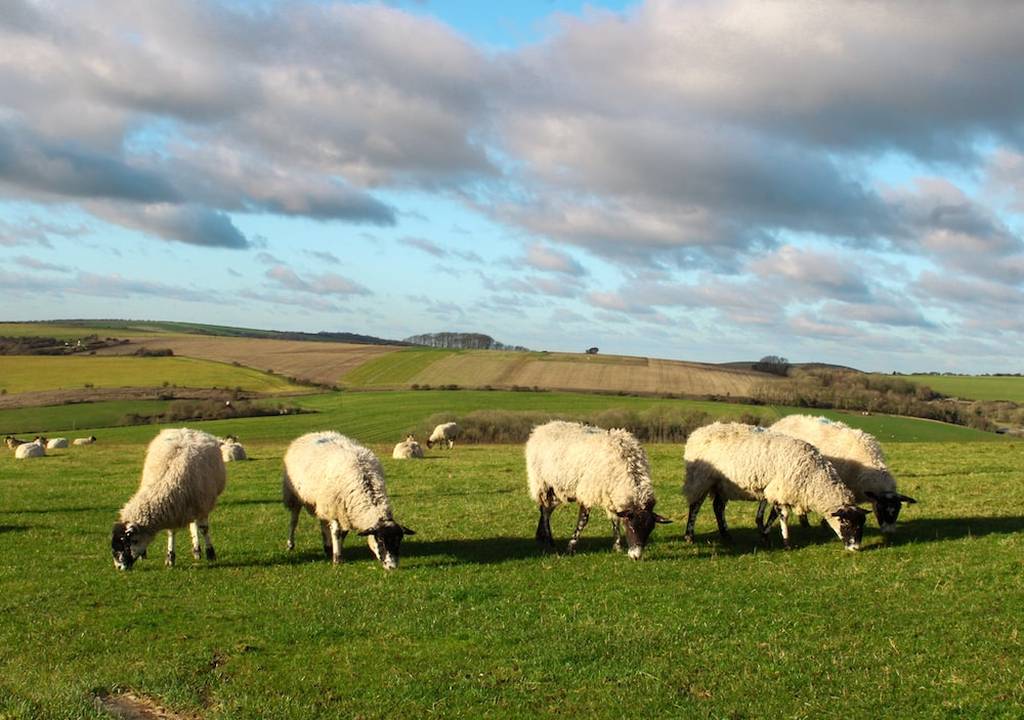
907, 374, 1024, 403
340, 348, 455, 387
0, 394, 1021, 719
0, 356, 306, 395
0, 400, 175, 435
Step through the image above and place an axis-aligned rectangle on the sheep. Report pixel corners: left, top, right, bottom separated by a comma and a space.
15, 438, 46, 459
5, 435, 28, 448
392, 434, 424, 459
426, 422, 460, 450
282, 431, 415, 570
219, 436, 247, 462
47, 437, 69, 450
110, 428, 226, 570
682, 422, 868, 551
526, 420, 671, 560
73, 436, 97, 445
764, 415, 916, 534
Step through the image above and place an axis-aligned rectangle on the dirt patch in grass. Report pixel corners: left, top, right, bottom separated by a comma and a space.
94, 691, 201, 720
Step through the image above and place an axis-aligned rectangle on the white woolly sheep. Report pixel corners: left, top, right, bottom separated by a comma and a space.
282, 431, 415, 570
392, 435, 424, 459
47, 437, 68, 450
526, 420, 671, 560
219, 439, 247, 462
765, 415, 916, 534
426, 422, 460, 450
73, 435, 97, 446
682, 422, 868, 551
111, 428, 226, 570
15, 438, 46, 459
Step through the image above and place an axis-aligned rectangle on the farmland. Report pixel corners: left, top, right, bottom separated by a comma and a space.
905, 374, 1024, 403
0, 390, 1021, 719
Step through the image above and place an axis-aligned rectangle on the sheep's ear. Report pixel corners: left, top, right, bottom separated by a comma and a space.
357, 528, 375, 537
898, 494, 917, 504
653, 513, 673, 524
615, 510, 631, 519
830, 510, 843, 518
401, 526, 416, 536
864, 491, 879, 501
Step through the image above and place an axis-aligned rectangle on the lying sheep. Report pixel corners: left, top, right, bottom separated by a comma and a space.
73, 436, 97, 446
766, 415, 916, 534
526, 420, 671, 560
426, 422, 460, 450
283, 431, 415, 570
682, 422, 868, 551
15, 438, 45, 459
47, 437, 69, 450
392, 435, 424, 459
5, 435, 28, 448
219, 437, 247, 462
111, 428, 226, 570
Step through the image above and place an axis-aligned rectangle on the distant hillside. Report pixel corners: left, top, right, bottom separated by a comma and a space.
404, 332, 528, 351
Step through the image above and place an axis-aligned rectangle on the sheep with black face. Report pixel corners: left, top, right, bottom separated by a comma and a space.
282, 431, 415, 570
111, 428, 226, 570
526, 421, 671, 560
426, 422, 459, 450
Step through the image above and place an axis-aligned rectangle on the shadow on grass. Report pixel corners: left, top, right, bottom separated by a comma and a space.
0, 525, 29, 534
888, 515, 1024, 544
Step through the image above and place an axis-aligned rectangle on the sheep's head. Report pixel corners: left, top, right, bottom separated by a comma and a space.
617, 501, 672, 560
425, 437, 435, 449
359, 521, 416, 570
827, 506, 869, 551
865, 491, 917, 534
111, 522, 154, 570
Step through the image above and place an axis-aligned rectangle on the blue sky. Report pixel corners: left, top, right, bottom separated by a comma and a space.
2, 1, 1024, 372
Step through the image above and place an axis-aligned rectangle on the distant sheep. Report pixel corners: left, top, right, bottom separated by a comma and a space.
15, 438, 45, 459
426, 422, 460, 450
5, 435, 28, 448
73, 436, 97, 446
392, 435, 424, 459
526, 420, 671, 560
767, 415, 916, 534
283, 431, 415, 570
111, 428, 227, 570
47, 437, 68, 450
219, 436, 247, 462
682, 422, 867, 551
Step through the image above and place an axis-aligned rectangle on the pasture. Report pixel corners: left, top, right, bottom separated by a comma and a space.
1, 392, 1021, 718
906, 374, 1024, 403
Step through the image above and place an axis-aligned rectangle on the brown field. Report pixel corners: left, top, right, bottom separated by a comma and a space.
97, 335, 402, 385
406, 350, 774, 397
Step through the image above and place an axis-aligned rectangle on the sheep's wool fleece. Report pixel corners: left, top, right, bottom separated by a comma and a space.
770, 415, 895, 500
392, 440, 423, 459
47, 438, 68, 449
15, 442, 44, 459
73, 437, 95, 445
221, 442, 247, 462
283, 431, 394, 532
683, 422, 853, 516
429, 422, 459, 443
526, 421, 654, 516
120, 428, 226, 531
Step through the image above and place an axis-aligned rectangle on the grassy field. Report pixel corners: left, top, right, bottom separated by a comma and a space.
0, 394, 1021, 719
341, 348, 456, 387
0, 356, 306, 395
0, 322, 164, 340
0, 400, 174, 435
906, 374, 1024, 403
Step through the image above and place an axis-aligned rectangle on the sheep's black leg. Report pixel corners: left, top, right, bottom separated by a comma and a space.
567, 505, 590, 555
535, 506, 555, 548
757, 501, 780, 545
165, 530, 176, 567
319, 520, 332, 559
799, 514, 811, 528
286, 508, 300, 551
199, 522, 215, 561
712, 493, 731, 542
684, 495, 706, 543
611, 519, 624, 552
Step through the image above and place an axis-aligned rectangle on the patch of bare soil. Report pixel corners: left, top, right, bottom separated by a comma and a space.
0, 386, 276, 410
94, 691, 201, 720
95, 336, 401, 385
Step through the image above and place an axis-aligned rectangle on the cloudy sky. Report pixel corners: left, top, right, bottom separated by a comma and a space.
2, 0, 1023, 372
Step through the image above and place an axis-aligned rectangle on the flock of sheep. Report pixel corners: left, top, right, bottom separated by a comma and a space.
6, 434, 96, 458
102, 413, 915, 571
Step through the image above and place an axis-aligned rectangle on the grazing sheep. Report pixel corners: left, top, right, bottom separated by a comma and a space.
283, 431, 415, 570
15, 438, 46, 459
47, 437, 69, 450
426, 422, 460, 450
682, 422, 868, 551
219, 437, 247, 462
766, 415, 916, 534
111, 428, 226, 570
526, 420, 671, 560
392, 435, 424, 459
72, 435, 97, 446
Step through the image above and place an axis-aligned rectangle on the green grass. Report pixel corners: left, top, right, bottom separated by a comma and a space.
906, 374, 1024, 403
341, 348, 455, 387
0, 403, 1021, 718
0, 356, 306, 395
0, 400, 175, 435
0, 322, 163, 340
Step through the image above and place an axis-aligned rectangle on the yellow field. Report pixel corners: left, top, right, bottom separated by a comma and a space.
0, 356, 306, 394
